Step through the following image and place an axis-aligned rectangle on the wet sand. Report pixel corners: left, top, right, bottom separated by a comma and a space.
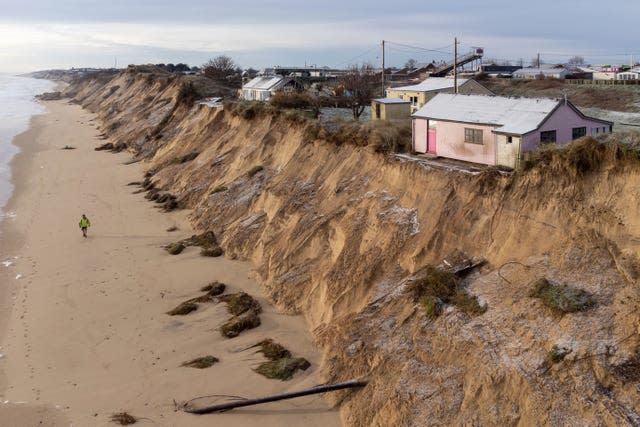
0, 100, 339, 426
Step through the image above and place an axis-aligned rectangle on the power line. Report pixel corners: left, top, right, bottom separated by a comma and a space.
333, 45, 379, 68
385, 40, 452, 55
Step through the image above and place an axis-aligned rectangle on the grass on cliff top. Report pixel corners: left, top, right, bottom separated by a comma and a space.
529, 278, 596, 314
518, 135, 640, 176
408, 267, 486, 317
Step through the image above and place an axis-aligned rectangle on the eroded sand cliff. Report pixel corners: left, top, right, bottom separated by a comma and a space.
65, 70, 640, 426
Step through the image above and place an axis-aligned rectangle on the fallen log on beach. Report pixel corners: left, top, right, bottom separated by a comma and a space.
182, 379, 367, 414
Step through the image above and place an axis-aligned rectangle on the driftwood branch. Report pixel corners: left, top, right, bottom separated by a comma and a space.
182, 379, 367, 414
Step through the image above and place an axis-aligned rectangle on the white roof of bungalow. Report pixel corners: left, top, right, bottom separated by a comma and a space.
373, 98, 411, 104
243, 75, 284, 90
513, 67, 568, 76
389, 77, 468, 92
413, 93, 562, 135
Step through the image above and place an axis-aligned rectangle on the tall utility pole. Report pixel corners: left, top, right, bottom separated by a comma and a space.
537, 53, 540, 68
381, 40, 385, 97
454, 37, 458, 94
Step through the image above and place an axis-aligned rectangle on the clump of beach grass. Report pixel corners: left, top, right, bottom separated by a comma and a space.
110, 412, 137, 425
529, 278, 596, 314
219, 292, 262, 316
165, 242, 185, 255
220, 310, 261, 338
254, 357, 311, 381
166, 301, 198, 316
200, 281, 226, 295
181, 355, 219, 369
256, 339, 292, 360
200, 246, 223, 257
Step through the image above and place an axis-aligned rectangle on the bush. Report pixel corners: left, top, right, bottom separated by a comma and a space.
176, 81, 201, 105
269, 92, 312, 109
408, 266, 486, 317
370, 121, 412, 153
529, 278, 596, 314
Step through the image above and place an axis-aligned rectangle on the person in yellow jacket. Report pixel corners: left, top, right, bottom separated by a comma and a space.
79, 214, 90, 238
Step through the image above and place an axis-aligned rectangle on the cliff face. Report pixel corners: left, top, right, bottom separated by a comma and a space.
66, 71, 640, 426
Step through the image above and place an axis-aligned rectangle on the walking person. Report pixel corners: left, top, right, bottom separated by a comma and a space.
79, 214, 90, 238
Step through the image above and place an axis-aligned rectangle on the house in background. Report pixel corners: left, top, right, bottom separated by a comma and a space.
371, 98, 412, 120
478, 64, 523, 78
240, 75, 301, 101
513, 67, 569, 79
412, 94, 613, 169
385, 77, 492, 112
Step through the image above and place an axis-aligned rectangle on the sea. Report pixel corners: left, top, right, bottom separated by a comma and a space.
0, 74, 56, 217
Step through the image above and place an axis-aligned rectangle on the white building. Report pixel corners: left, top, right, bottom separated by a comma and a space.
616, 71, 640, 81
513, 68, 569, 79
241, 76, 294, 101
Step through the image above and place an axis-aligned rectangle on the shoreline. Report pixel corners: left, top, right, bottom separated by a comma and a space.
0, 100, 338, 426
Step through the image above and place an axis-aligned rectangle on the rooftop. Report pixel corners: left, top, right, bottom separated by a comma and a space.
243, 75, 285, 90
373, 98, 411, 104
389, 77, 469, 93
413, 93, 562, 135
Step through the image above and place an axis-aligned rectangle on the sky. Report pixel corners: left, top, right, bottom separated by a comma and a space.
1, 0, 639, 73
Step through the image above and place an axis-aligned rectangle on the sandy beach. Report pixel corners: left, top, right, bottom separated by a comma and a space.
0, 100, 339, 426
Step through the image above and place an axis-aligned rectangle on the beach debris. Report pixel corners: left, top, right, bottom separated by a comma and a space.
167, 301, 198, 316
219, 292, 261, 316
220, 310, 261, 338
61, 145, 76, 150
0, 354, 5, 360
127, 181, 142, 186
15, 274, 22, 280
254, 357, 311, 381
165, 242, 185, 255
181, 356, 219, 369
200, 281, 226, 295
110, 412, 137, 425
166, 226, 178, 232
181, 379, 368, 414
2, 260, 13, 267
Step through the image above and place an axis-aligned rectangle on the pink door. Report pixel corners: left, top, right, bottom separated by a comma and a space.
427, 129, 437, 154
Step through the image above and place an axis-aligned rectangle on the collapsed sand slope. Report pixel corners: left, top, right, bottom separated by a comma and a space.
70, 70, 640, 425
0, 101, 339, 427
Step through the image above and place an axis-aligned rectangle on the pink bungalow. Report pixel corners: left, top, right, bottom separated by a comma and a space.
412, 94, 613, 169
